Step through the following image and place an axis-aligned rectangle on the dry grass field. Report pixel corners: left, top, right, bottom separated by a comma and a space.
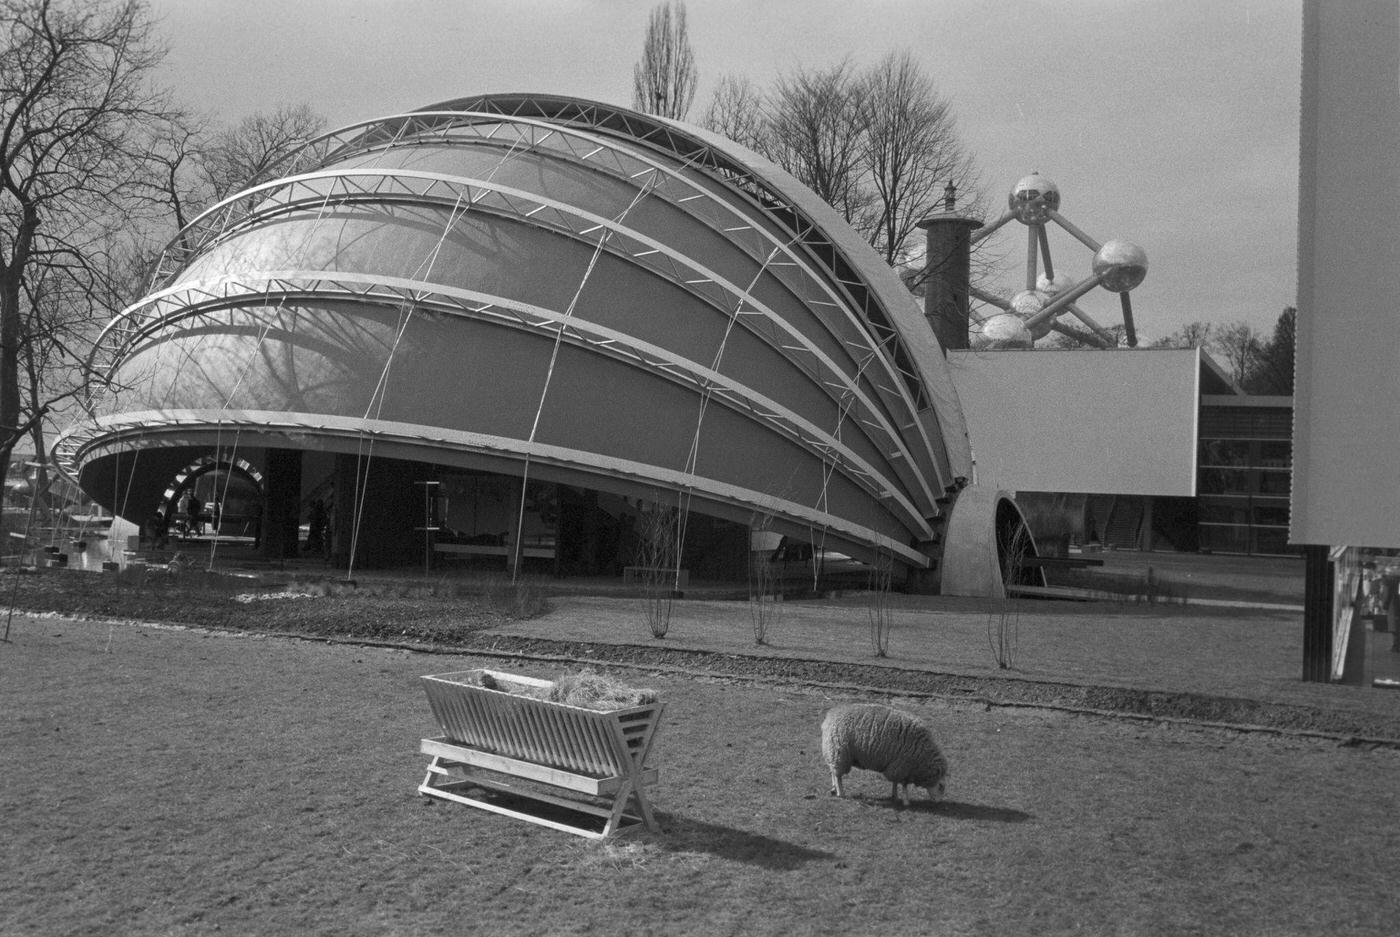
3, 607, 1399, 937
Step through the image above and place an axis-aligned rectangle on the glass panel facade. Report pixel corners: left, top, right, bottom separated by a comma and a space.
1258, 440, 1291, 468
1198, 523, 1252, 554
1199, 439, 1253, 467
1199, 406, 1292, 437
1199, 468, 1252, 495
1199, 499, 1251, 525
1198, 402, 1295, 555
1252, 500, 1291, 526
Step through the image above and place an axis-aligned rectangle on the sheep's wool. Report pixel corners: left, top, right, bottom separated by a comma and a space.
821, 703, 948, 805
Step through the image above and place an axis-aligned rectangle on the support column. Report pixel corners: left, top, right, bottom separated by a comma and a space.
1301, 544, 1333, 682
329, 453, 420, 570
261, 448, 302, 560
917, 206, 982, 352
330, 454, 357, 571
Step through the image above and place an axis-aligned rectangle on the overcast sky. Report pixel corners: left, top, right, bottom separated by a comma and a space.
149, 0, 1302, 343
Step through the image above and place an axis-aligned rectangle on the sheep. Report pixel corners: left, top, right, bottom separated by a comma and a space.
820, 703, 948, 807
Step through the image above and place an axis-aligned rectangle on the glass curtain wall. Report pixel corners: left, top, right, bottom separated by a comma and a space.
1197, 400, 1295, 555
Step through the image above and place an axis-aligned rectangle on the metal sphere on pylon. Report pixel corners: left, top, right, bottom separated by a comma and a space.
1008, 173, 1061, 224
1009, 289, 1055, 339
976, 313, 1034, 349
971, 173, 1145, 348
1092, 239, 1148, 292
1009, 289, 1049, 315
1036, 272, 1076, 297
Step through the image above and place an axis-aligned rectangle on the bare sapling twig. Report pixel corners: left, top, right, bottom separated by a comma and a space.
748, 515, 781, 645
866, 545, 894, 657
636, 499, 679, 638
988, 525, 1032, 669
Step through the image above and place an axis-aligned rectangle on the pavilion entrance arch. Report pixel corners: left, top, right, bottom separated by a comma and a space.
161, 455, 266, 540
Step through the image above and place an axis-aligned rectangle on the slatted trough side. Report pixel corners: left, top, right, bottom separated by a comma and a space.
418, 670, 665, 838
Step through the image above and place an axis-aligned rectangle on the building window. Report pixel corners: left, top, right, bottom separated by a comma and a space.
1257, 469, 1291, 496
1199, 468, 1252, 495
1258, 440, 1291, 468
1197, 402, 1295, 555
1200, 439, 1252, 467
1252, 501, 1291, 526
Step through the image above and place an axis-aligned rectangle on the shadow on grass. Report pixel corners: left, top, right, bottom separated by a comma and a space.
932, 800, 1033, 823
843, 796, 1032, 823
430, 794, 834, 869
652, 812, 835, 869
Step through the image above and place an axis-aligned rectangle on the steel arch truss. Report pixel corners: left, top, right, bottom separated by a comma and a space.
142, 99, 963, 492
67, 92, 976, 572
99, 163, 944, 517
85, 271, 936, 540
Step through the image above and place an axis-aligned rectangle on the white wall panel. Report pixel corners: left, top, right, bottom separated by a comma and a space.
947, 348, 1202, 496
1292, 0, 1400, 548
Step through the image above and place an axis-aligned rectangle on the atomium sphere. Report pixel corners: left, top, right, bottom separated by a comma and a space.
1010, 290, 1056, 340
975, 313, 1034, 349
1009, 289, 1049, 315
1091, 239, 1148, 292
1036, 272, 1077, 297
1008, 173, 1061, 225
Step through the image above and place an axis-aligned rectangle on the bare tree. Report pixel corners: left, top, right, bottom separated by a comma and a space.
0, 0, 174, 491
144, 114, 206, 239
140, 103, 322, 263
700, 74, 769, 153
635, 496, 680, 638
766, 60, 872, 229
198, 103, 323, 201
701, 53, 981, 283
865, 544, 894, 657
746, 511, 782, 645
631, 1, 697, 120
1245, 306, 1294, 395
861, 51, 975, 266
63, 102, 324, 444
1210, 321, 1264, 387
1144, 313, 1292, 393
1150, 320, 1215, 349
14, 243, 114, 511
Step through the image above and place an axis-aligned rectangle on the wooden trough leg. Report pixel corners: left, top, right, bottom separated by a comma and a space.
597, 780, 662, 837
605, 780, 660, 837
600, 781, 632, 838
419, 743, 630, 840
626, 779, 660, 833
421, 755, 447, 794
420, 755, 473, 798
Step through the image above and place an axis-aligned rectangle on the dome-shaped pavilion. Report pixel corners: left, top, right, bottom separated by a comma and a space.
57, 93, 975, 580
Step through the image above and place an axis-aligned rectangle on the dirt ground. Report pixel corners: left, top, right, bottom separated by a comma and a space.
3, 613, 1398, 937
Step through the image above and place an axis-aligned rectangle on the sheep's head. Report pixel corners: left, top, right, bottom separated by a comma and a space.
924, 778, 947, 803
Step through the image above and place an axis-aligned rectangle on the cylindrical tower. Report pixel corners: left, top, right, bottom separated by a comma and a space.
917, 193, 982, 352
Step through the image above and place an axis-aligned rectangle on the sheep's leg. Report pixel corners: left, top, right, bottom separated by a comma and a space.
830, 769, 846, 797
891, 782, 910, 807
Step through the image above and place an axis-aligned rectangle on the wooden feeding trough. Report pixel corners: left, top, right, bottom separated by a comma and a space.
418, 669, 665, 839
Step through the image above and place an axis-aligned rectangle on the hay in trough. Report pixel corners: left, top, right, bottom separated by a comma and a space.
456, 668, 658, 710
547, 670, 658, 710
